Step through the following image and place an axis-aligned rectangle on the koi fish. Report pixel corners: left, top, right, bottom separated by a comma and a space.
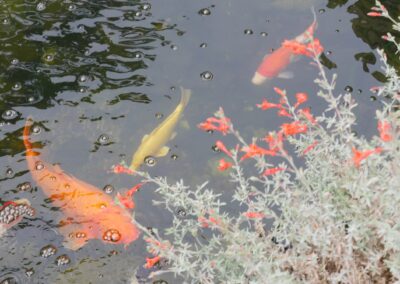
130, 87, 191, 171
0, 199, 35, 237
251, 14, 318, 85
23, 119, 139, 250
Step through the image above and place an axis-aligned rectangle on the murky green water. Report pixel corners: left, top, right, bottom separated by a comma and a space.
0, 0, 397, 283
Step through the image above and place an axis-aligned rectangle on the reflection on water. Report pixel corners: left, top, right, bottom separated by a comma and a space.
0, 0, 393, 282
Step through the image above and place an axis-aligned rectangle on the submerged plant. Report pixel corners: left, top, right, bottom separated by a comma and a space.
120, 1, 400, 282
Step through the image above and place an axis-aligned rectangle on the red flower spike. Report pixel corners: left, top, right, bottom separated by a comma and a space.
116, 192, 135, 209
352, 147, 382, 168
218, 158, 232, 171
256, 99, 281, 110
295, 92, 308, 105
215, 140, 232, 157
377, 120, 393, 142
263, 167, 285, 176
113, 164, 134, 175
303, 141, 318, 155
277, 108, 292, 118
145, 256, 161, 269
273, 87, 286, 97
298, 108, 316, 124
263, 132, 283, 152
240, 144, 277, 161
281, 122, 308, 136
367, 12, 382, 17
243, 211, 265, 219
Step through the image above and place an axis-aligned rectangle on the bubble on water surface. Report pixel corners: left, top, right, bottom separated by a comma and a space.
244, 29, 253, 35
10, 59, 19, 65
170, 86, 175, 91
370, 95, 377, 101
68, 4, 76, 11
25, 268, 34, 278
11, 82, 22, 91
200, 43, 207, 48
212, 145, 220, 152
5, 168, 13, 177
79, 87, 87, 93
103, 184, 114, 194
17, 182, 32, 191
36, 2, 46, 11
43, 53, 54, 63
200, 71, 213, 81
142, 3, 151, 10
171, 154, 178, 160
40, 245, 57, 258
175, 207, 187, 219
198, 8, 211, 16
78, 75, 87, 82
134, 52, 143, 59
260, 32, 268, 37
32, 125, 41, 134
98, 134, 110, 145
103, 229, 121, 242
319, 9, 326, 14
2, 18, 10, 25
155, 113, 163, 119
135, 11, 142, 17
0, 277, 18, 284
144, 156, 156, 167
326, 51, 332, 55
1, 109, 18, 120
170, 44, 178, 50
344, 86, 353, 93
55, 254, 70, 266
35, 162, 44, 171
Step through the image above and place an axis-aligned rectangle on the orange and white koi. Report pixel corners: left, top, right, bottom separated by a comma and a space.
23, 119, 139, 250
252, 13, 318, 85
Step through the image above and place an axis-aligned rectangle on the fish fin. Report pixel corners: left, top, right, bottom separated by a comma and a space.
155, 146, 169, 157
58, 221, 92, 251
141, 134, 149, 143
179, 87, 191, 108
277, 71, 293, 79
170, 131, 177, 140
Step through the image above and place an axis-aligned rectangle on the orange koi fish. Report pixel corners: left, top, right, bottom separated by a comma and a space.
252, 15, 318, 85
23, 119, 139, 250
0, 199, 35, 236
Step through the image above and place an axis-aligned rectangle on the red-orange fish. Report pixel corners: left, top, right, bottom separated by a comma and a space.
23, 119, 139, 250
252, 17, 318, 85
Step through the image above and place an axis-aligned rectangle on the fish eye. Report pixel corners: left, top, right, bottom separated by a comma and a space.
144, 156, 156, 167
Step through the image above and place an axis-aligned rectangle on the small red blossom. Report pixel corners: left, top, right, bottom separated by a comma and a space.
367, 12, 382, 17
215, 140, 232, 157
256, 99, 281, 110
277, 108, 292, 118
243, 211, 265, 219
352, 147, 382, 168
281, 122, 308, 136
113, 164, 134, 175
198, 216, 209, 228
116, 192, 135, 209
303, 141, 318, 155
240, 143, 277, 161
198, 117, 231, 135
378, 120, 393, 142
273, 87, 286, 97
263, 132, 284, 152
145, 256, 161, 269
263, 167, 285, 176
218, 158, 232, 171
294, 92, 308, 108
298, 108, 316, 124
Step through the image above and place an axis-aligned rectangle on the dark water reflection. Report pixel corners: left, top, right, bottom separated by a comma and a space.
0, 0, 395, 283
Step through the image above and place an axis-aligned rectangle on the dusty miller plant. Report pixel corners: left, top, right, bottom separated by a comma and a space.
126, 1, 400, 283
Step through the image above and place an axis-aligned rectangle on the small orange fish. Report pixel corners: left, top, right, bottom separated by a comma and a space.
252, 17, 317, 85
23, 118, 139, 250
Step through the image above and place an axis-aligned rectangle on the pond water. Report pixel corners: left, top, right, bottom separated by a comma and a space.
0, 0, 396, 283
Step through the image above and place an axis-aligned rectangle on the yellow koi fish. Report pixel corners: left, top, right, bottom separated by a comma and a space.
130, 87, 191, 170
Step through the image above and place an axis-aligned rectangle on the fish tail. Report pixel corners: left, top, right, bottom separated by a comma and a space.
179, 87, 191, 108
23, 117, 39, 157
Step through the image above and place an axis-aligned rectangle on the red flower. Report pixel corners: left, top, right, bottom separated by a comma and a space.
298, 108, 316, 124
116, 192, 135, 209
273, 87, 286, 97
215, 140, 232, 157
263, 167, 285, 176
240, 143, 277, 161
218, 158, 232, 171
352, 147, 382, 168
281, 122, 307, 136
113, 164, 134, 175
303, 141, 318, 155
145, 256, 161, 269
198, 117, 231, 135
243, 211, 265, 219
256, 99, 281, 110
263, 132, 283, 152
377, 120, 393, 142
294, 92, 308, 108
277, 108, 292, 118
367, 12, 382, 17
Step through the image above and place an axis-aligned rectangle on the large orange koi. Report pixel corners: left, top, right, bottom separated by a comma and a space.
23, 119, 139, 250
251, 16, 318, 85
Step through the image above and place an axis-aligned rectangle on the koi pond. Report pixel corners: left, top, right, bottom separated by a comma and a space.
0, 0, 397, 283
